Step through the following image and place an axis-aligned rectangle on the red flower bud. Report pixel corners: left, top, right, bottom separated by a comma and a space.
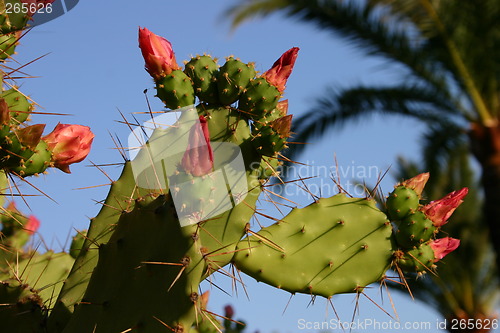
43, 123, 94, 173
421, 188, 468, 227
430, 237, 460, 261
24, 215, 40, 234
181, 116, 213, 176
138, 27, 180, 80
262, 47, 299, 93
224, 305, 234, 319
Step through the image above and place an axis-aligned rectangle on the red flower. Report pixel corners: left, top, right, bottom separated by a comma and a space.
24, 215, 40, 234
421, 188, 468, 227
43, 123, 94, 173
181, 116, 213, 176
400, 172, 429, 197
138, 27, 180, 79
262, 47, 299, 92
430, 237, 460, 261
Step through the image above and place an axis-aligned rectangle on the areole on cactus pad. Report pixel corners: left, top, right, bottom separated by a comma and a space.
0, 23, 468, 333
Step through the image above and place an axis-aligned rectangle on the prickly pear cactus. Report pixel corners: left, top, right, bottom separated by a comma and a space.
0, 24, 468, 333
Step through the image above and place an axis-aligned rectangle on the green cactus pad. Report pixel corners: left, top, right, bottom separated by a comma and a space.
217, 58, 256, 105
256, 155, 282, 180
184, 55, 219, 104
10, 139, 51, 176
233, 194, 394, 297
238, 77, 280, 120
61, 195, 205, 333
0, 280, 45, 333
0, 88, 32, 124
395, 210, 437, 249
0, 0, 30, 34
251, 124, 286, 157
255, 104, 287, 126
395, 243, 435, 273
169, 171, 216, 224
201, 105, 252, 147
16, 251, 74, 305
49, 163, 153, 330
70, 230, 88, 259
156, 70, 195, 109
0, 133, 35, 168
0, 204, 32, 252
0, 32, 18, 60
386, 185, 420, 221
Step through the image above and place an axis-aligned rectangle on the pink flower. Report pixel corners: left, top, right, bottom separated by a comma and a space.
262, 47, 299, 93
421, 188, 468, 227
401, 172, 430, 197
43, 123, 94, 173
24, 215, 40, 234
181, 116, 213, 176
138, 27, 180, 79
430, 237, 460, 261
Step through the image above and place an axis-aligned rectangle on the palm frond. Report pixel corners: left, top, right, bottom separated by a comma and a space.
287, 84, 463, 161
419, 123, 469, 194
227, 0, 462, 103
226, 0, 289, 29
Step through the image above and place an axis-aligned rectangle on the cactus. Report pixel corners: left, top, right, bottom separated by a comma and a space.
233, 194, 393, 297
0, 24, 469, 333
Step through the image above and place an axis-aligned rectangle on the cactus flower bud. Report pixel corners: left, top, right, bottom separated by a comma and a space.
421, 188, 468, 227
43, 123, 94, 173
24, 215, 40, 234
400, 172, 429, 197
224, 305, 234, 319
430, 237, 460, 261
138, 27, 180, 80
262, 47, 299, 93
181, 116, 213, 176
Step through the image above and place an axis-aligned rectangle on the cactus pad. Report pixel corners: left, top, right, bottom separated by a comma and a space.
233, 194, 394, 297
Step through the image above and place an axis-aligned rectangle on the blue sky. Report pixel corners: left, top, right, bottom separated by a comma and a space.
7, 0, 454, 332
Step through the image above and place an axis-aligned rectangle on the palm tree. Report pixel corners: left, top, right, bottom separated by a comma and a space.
226, 0, 500, 269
